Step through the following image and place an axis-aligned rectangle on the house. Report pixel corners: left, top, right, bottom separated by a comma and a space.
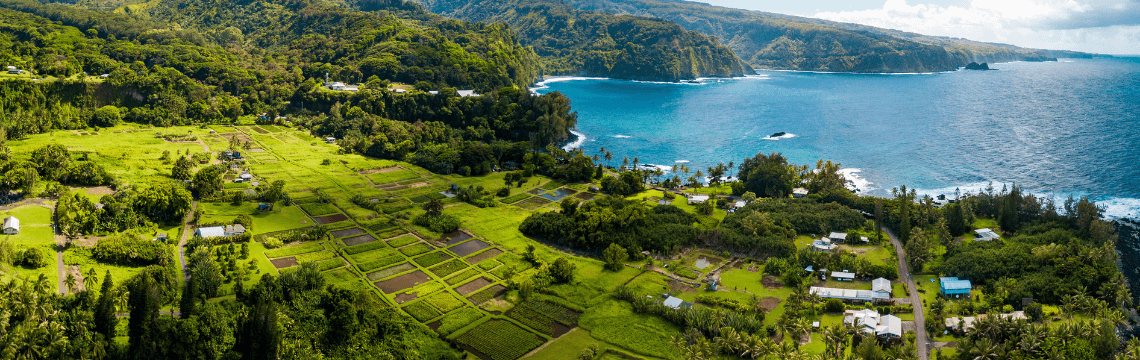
6, 66, 22, 74
325, 136, 336, 143
99, 74, 109, 78
872, 278, 892, 300
831, 271, 856, 282
234, 178, 244, 183
793, 188, 809, 198
813, 287, 874, 303
156, 233, 168, 242
860, 236, 870, 243
240, 172, 253, 181
687, 195, 710, 204
877, 315, 903, 340
662, 296, 692, 310
224, 224, 246, 237
394, 88, 407, 93
828, 232, 848, 243
2, 216, 19, 234
428, 90, 439, 95
945, 317, 977, 334
940, 277, 972, 298
974, 228, 1001, 241
811, 237, 838, 252
457, 90, 478, 97
328, 82, 359, 92
195, 226, 225, 238
734, 200, 747, 209
844, 309, 902, 340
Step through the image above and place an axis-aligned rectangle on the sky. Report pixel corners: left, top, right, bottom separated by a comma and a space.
691, 0, 1140, 54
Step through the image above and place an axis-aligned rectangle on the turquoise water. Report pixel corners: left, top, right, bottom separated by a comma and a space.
534, 58, 1140, 219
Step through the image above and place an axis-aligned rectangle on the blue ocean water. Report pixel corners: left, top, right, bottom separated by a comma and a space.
534, 58, 1140, 219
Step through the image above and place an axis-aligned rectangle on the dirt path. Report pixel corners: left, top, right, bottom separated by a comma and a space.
177, 201, 198, 284
885, 226, 928, 360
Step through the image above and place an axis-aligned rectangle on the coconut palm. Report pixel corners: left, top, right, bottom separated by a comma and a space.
83, 267, 98, 292
823, 325, 849, 357
716, 326, 742, 354
64, 273, 76, 294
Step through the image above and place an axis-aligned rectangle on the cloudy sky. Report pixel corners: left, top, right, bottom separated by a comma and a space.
693, 0, 1140, 54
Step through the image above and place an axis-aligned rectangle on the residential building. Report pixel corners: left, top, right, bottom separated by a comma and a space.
940, 277, 972, 298
811, 237, 838, 252
2, 216, 19, 234
828, 232, 848, 243
225, 224, 246, 236
812, 287, 874, 303
793, 188, 809, 198
326, 137, 336, 143
328, 82, 359, 92
844, 309, 902, 340
872, 278, 892, 300
974, 228, 1001, 241
831, 270, 856, 281
457, 90, 478, 97
687, 195, 710, 204
195, 226, 225, 238
662, 296, 692, 310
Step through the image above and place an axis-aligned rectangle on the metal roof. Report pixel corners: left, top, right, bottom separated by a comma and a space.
2, 216, 18, 231
940, 277, 972, 290
829, 232, 848, 239
662, 296, 684, 309
197, 226, 225, 238
872, 278, 891, 293
831, 271, 856, 278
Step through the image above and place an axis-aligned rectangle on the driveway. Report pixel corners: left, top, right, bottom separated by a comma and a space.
884, 226, 928, 360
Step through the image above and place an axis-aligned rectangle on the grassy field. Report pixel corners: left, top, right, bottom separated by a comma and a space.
198, 202, 312, 234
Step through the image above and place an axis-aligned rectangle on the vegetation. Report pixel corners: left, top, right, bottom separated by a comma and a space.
455, 319, 545, 360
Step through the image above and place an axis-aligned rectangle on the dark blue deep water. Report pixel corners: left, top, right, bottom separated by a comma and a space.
535, 58, 1140, 219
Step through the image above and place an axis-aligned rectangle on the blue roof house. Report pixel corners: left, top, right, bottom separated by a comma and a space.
940, 277, 972, 298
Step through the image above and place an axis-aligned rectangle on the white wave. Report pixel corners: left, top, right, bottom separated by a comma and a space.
530, 76, 610, 91
674, 160, 690, 163
613, 135, 632, 139
762, 133, 797, 140
561, 130, 586, 151
838, 168, 874, 193
1099, 198, 1140, 220
754, 68, 953, 76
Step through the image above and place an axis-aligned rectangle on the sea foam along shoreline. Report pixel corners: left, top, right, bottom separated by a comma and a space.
561, 130, 587, 151
913, 181, 1140, 221
531, 74, 770, 92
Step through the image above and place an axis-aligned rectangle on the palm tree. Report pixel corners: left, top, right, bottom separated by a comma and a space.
823, 325, 848, 357
717, 326, 742, 354
969, 338, 1002, 360
65, 273, 76, 294
83, 267, 98, 292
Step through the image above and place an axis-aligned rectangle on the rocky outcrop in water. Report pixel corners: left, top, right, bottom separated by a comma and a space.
965, 62, 992, 70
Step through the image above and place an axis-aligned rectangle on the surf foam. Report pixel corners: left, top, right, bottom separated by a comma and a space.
561, 130, 586, 151
762, 133, 797, 140
838, 168, 874, 193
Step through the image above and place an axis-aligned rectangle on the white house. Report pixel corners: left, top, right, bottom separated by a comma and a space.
240, 172, 253, 181
195, 226, 225, 238
326, 136, 336, 143
457, 90, 478, 97
811, 237, 838, 252
328, 82, 359, 92
975, 228, 1000, 241
394, 88, 407, 93
831, 270, 856, 281
6, 66, 22, 74
2, 216, 19, 234
793, 188, 809, 198
224, 224, 246, 237
845, 309, 902, 340
812, 287, 874, 303
828, 232, 848, 243
687, 195, 710, 204
428, 90, 439, 95
872, 278, 892, 300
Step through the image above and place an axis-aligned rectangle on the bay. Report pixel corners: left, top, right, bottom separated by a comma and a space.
535, 58, 1140, 219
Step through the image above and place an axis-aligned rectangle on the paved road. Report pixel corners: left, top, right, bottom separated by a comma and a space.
884, 226, 928, 360
177, 201, 198, 285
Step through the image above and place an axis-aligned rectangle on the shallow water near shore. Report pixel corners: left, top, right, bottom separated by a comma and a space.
537, 58, 1140, 219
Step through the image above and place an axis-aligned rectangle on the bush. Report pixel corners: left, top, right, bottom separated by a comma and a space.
412, 213, 461, 233
93, 236, 169, 266
263, 237, 284, 249
496, 187, 510, 197
17, 247, 50, 268
824, 298, 846, 313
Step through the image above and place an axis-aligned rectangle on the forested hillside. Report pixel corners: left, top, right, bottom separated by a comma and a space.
560, 0, 1090, 73
417, 0, 750, 81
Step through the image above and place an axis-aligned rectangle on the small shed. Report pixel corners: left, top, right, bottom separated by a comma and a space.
828, 232, 848, 242
2, 216, 19, 234
662, 296, 684, 310
326, 137, 336, 143
974, 228, 1000, 241
871, 278, 892, 300
831, 271, 856, 281
156, 233, 168, 242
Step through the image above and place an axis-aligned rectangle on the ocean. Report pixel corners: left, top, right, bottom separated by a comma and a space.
534, 57, 1140, 220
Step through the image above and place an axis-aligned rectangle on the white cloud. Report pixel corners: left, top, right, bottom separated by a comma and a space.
814, 0, 1140, 54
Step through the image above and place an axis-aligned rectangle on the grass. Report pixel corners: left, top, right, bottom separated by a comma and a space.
436, 307, 487, 336
425, 291, 465, 313
577, 297, 680, 359
299, 203, 340, 217
387, 235, 419, 248
264, 242, 324, 258
399, 243, 433, 257
197, 203, 311, 235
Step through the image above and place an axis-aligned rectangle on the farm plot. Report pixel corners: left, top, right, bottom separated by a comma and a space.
367, 262, 416, 281
450, 239, 491, 257
343, 241, 387, 255
300, 203, 340, 216
499, 193, 530, 204
428, 259, 468, 278
403, 301, 441, 322
514, 197, 553, 210
368, 169, 420, 184
505, 300, 581, 337
399, 243, 434, 257
314, 213, 349, 224
434, 307, 486, 336
456, 277, 494, 296
440, 231, 472, 246
331, 227, 367, 238
341, 234, 378, 247
387, 234, 420, 248
264, 242, 325, 258
374, 270, 431, 293
424, 291, 464, 313
270, 257, 298, 269
445, 268, 482, 285
466, 285, 507, 305
455, 320, 545, 360
355, 254, 405, 272
466, 248, 502, 264
414, 252, 453, 267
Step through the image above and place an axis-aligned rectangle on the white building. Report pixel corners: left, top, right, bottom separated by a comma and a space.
328, 82, 359, 92
195, 226, 225, 238
224, 224, 246, 237
831, 271, 856, 281
811, 237, 838, 252
812, 287, 874, 302
687, 195, 709, 204
457, 90, 478, 97
871, 278, 892, 300
2, 216, 19, 234
845, 309, 902, 339
793, 188, 809, 198
975, 228, 1000, 241
829, 232, 848, 242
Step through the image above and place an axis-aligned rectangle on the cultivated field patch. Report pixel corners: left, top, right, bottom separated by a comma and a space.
505, 299, 581, 337
374, 270, 431, 293
455, 320, 544, 360
466, 284, 507, 304
456, 277, 494, 296
315, 213, 349, 224
367, 262, 417, 281
387, 234, 420, 247
271, 257, 298, 269
440, 231, 472, 246
450, 239, 491, 257
331, 227, 367, 238
466, 248, 503, 264
341, 234, 378, 247
399, 243, 434, 257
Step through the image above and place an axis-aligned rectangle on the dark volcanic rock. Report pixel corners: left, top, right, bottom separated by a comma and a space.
965, 62, 992, 70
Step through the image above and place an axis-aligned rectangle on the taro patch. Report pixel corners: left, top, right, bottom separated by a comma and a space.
450, 239, 490, 257
374, 270, 431, 293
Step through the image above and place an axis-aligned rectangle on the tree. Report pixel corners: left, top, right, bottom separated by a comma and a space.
232, 191, 244, 205
550, 257, 576, 283
94, 271, 117, 340
92, 105, 122, 127
65, 272, 76, 293
874, 198, 884, 243
128, 272, 161, 359
945, 202, 968, 237
181, 273, 199, 319
423, 198, 444, 216
737, 152, 802, 198
603, 243, 628, 271
741, 191, 757, 203
172, 155, 194, 180
260, 180, 286, 203
193, 166, 224, 197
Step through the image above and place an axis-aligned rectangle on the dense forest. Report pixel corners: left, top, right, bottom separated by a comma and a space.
557, 0, 1092, 73
418, 0, 751, 81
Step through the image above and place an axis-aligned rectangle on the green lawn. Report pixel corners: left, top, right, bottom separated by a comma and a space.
577, 297, 681, 359
197, 202, 312, 235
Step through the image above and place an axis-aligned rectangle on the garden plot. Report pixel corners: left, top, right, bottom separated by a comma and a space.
398, 242, 434, 257
387, 234, 420, 247
414, 251, 454, 267
331, 227, 367, 238
450, 239, 491, 257
271, 257, 299, 268
466, 284, 507, 305
402, 301, 441, 322
445, 268, 482, 285
455, 277, 494, 296
368, 262, 417, 281
455, 319, 545, 360
514, 197, 552, 210
505, 299, 581, 337
574, 192, 595, 201
428, 259, 468, 278
314, 213, 349, 224
374, 270, 431, 293
341, 234, 378, 247
440, 231, 472, 246
368, 169, 420, 184
466, 248, 502, 264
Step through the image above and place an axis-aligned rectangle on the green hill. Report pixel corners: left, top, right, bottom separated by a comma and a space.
557, 0, 1092, 73
418, 0, 751, 81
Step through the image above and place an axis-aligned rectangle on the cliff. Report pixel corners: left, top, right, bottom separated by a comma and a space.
415, 0, 753, 81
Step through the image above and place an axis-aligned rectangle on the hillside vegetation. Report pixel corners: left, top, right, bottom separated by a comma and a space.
419, 0, 751, 81
560, 0, 1091, 73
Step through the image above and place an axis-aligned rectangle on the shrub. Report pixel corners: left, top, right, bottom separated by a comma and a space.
412, 213, 460, 233
824, 298, 846, 313
263, 237, 284, 249
17, 247, 49, 268
93, 236, 169, 266
496, 187, 510, 197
